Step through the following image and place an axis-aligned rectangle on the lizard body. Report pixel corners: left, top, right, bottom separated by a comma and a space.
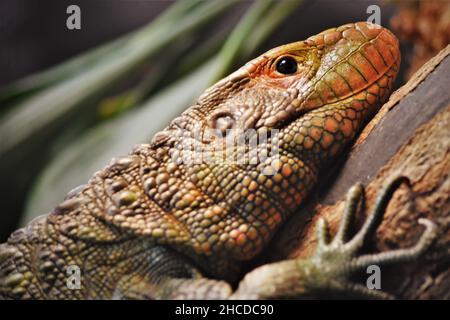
0, 22, 436, 299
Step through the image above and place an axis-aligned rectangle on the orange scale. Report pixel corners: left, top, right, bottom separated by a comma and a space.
334, 113, 343, 122
366, 93, 377, 104
367, 84, 380, 96
236, 233, 247, 246
247, 228, 258, 240
351, 90, 366, 101
303, 137, 314, 149
324, 118, 339, 133
241, 188, 249, 197
320, 132, 334, 149
341, 119, 353, 138
248, 181, 258, 192
350, 99, 365, 111
346, 109, 356, 120
201, 242, 211, 254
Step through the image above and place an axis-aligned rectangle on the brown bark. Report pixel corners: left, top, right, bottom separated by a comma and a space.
268, 45, 450, 299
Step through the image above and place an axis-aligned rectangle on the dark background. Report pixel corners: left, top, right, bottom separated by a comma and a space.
0, 0, 171, 87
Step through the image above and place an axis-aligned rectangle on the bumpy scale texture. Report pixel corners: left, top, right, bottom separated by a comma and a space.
0, 22, 402, 299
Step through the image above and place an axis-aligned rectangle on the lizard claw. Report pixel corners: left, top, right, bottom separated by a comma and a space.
308, 175, 438, 298
331, 183, 364, 246
344, 175, 412, 252
349, 218, 437, 271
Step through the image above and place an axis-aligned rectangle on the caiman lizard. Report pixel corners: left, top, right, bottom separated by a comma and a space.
0, 22, 437, 299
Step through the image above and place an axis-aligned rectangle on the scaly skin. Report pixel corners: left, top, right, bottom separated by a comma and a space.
0, 22, 437, 299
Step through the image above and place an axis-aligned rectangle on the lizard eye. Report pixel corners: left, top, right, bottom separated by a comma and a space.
275, 56, 297, 74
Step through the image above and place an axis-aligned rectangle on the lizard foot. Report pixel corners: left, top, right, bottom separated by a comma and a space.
309, 175, 437, 299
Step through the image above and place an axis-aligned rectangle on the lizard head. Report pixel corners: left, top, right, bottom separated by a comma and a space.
195, 22, 400, 139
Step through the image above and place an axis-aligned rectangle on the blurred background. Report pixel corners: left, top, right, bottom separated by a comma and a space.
0, 0, 449, 241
